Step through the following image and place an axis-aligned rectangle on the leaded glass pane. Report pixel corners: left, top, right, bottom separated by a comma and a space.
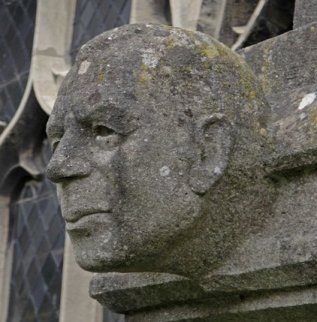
71, 0, 132, 60
0, 0, 36, 124
7, 175, 64, 322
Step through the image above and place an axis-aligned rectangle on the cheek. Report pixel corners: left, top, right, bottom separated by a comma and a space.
89, 144, 118, 167
119, 130, 195, 198
120, 175, 201, 246
119, 139, 200, 235
122, 141, 188, 194
121, 130, 193, 179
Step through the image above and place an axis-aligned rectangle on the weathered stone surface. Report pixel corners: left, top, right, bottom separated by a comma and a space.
241, 22, 317, 172
46, 23, 317, 321
90, 272, 205, 313
125, 287, 317, 322
294, 0, 317, 28
46, 23, 272, 279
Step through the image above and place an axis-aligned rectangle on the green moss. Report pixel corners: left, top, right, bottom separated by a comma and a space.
96, 72, 105, 82
201, 61, 211, 70
164, 25, 173, 31
140, 63, 149, 71
181, 65, 192, 74
309, 109, 317, 127
138, 71, 152, 87
214, 63, 224, 74
230, 56, 259, 100
260, 45, 273, 94
212, 47, 255, 99
164, 37, 175, 49
195, 44, 219, 59
183, 29, 197, 40
138, 73, 149, 86
222, 81, 231, 90
215, 44, 231, 58
240, 73, 258, 100
137, 63, 152, 87
249, 90, 257, 99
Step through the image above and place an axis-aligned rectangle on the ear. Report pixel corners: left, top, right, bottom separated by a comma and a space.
189, 113, 233, 195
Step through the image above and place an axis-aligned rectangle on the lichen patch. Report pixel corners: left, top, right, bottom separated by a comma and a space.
160, 166, 170, 177
78, 60, 91, 74
141, 49, 159, 68
298, 92, 316, 110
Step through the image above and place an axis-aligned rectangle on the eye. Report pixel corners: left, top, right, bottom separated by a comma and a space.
92, 124, 120, 148
93, 124, 115, 137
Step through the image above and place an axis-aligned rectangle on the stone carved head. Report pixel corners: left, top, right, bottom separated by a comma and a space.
46, 24, 273, 279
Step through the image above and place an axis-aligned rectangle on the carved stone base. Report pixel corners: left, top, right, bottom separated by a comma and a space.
90, 272, 317, 321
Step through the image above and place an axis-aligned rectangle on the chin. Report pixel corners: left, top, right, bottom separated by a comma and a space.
74, 250, 120, 272
69, 228, 170, 273
72, 242, 131, 272
72, 242, 163, 274
67, 220, 126, 271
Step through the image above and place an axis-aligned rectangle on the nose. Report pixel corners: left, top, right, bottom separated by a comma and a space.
46, 137, 92, 183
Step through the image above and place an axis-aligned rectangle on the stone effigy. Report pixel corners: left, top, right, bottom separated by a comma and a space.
46, 22, 317, 321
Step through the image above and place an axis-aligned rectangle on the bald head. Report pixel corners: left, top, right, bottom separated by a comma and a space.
47, 24, 273, 277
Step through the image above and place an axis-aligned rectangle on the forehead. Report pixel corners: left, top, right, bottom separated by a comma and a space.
48, 95, 139, 137
47, 69, 180, 137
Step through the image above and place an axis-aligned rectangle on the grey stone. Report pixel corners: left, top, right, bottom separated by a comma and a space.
241, 22, 317, 173
46, 23, 317, 321
89, 272, 205, 313
46, 23, 272, 278
294, 0, 317, 28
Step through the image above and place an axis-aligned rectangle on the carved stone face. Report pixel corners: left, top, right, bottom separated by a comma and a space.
46, 81, 203, 271
46, 24, 271, 276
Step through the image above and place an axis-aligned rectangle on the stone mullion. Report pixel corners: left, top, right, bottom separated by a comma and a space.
59, 236, 103, 322
0, 197, 11, 322
130, 0, 170, 24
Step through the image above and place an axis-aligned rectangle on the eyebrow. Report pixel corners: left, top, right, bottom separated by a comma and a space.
72, 98, 117, 117
72, 102, 138, 134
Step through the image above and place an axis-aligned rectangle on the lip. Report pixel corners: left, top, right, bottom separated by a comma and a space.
66, 212, 113, 231
64, 208, 112, 223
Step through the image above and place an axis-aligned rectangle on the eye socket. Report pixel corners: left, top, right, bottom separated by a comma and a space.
93, 125, 115, 137
93, 124, 120, 148
51, 140, 60, 152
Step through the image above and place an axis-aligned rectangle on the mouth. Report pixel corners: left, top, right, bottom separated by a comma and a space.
64, 207, 112, 222
66, 212, 113, 231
